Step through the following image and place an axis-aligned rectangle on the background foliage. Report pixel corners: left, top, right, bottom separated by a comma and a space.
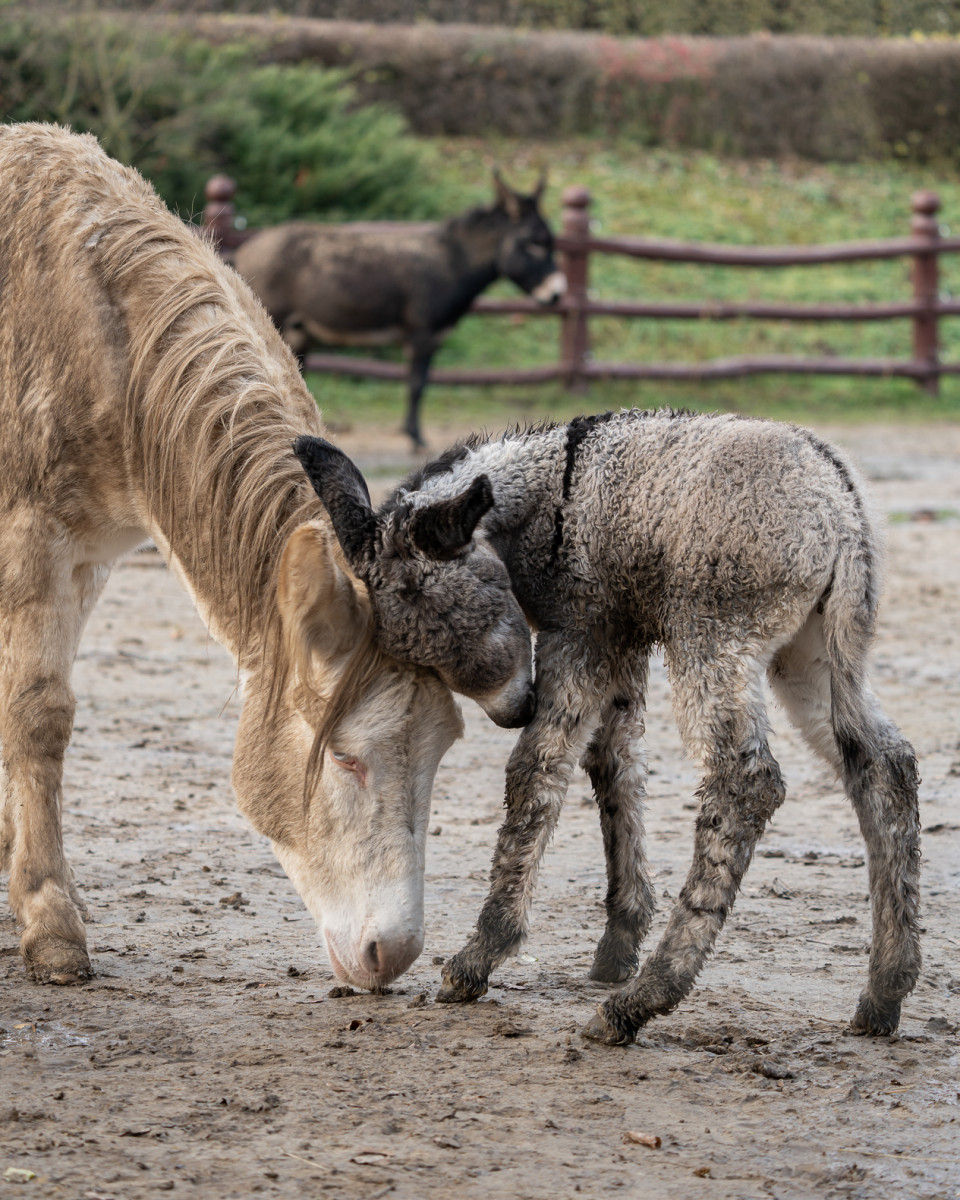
98, 0, 960, 38
0, 9, 442, 223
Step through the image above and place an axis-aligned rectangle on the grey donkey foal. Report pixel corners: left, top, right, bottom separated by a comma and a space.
294, 409, 921, 1044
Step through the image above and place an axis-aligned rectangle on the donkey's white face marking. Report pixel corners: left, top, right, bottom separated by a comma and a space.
532, 271, 567, 305
232, 523, 464, 991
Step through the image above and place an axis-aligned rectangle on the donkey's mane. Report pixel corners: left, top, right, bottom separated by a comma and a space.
81, 144, 324, 674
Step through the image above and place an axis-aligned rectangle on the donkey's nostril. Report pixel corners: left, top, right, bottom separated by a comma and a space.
362, 940, 381, 974
356, 931, 423, 985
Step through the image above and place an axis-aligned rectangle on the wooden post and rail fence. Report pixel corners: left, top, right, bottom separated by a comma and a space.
203, 176, 960, 396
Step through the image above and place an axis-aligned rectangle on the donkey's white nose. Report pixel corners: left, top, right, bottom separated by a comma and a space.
358, 930, 423, 985
533, 271, 567, 305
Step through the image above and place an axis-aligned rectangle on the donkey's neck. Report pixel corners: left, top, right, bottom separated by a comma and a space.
439, 207, 509, 291
115, 259, 325, 672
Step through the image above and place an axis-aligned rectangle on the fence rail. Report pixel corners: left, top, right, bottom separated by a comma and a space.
203, 177, 959, 396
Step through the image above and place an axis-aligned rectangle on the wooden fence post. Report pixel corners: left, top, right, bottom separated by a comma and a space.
560, 185, 591, 392
203, 174, 237, 251
911, 189, 940, 395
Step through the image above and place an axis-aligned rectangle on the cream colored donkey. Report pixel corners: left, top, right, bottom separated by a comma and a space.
0, 125, 533, 991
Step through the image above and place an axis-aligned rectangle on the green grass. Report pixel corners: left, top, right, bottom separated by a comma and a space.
304, 138, 960, 438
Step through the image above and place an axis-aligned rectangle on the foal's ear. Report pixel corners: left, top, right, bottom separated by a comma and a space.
292, 436, 376, 574
492, 169, 522, 221
277, 523, 367, 661
409, 475, 494, 560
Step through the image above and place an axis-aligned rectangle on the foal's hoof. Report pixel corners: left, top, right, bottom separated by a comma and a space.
25, 940, 92, 986
588, 956, 637, 985
588, 925, 641, 984
581, 1005, 634, 1046
850, 994, 901, 1037
435, 963, 488, 1004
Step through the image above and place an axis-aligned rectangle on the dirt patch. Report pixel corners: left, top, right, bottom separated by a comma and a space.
2, 419, 959, 1199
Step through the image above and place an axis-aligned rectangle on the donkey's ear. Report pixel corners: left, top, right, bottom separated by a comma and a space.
409, 475, 494, 560
293, 436, 376, 574
492, 169, 522, 220
277, 523, 367, 661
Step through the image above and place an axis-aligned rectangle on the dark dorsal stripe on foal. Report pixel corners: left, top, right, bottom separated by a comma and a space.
799, 429, 876, 613
549, 411, 616, 564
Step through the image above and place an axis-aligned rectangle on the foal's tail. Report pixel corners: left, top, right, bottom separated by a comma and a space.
822, 540, 881, 778
812, 446, 891, 778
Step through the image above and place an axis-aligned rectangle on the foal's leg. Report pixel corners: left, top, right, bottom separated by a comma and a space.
584, 645, 785, 1043
437, 633, 601, 1002
582, 662, 655, 984
1, 536, 106, 984
769, 611, 921, 1035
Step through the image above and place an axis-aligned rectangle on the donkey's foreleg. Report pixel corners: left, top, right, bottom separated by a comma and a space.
582, 678, 654, 984
584, 744, 785, 1043
1, 550, 104, 984
437, 707, 595, 1003
403, 337, 437, 450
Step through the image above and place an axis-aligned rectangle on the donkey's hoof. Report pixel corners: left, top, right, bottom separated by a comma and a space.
24, 940, 92, 986
850, 994, 901, 1037
581, 1005, 634, 1046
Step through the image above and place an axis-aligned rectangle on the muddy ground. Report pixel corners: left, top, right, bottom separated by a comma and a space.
2, 417, 959, 1200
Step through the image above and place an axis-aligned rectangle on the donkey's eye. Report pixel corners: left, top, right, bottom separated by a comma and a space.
329, 750, 359, 771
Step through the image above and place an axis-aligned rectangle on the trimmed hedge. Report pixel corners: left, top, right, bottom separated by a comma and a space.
98, 0, 960, 39
173, 16, 960, 162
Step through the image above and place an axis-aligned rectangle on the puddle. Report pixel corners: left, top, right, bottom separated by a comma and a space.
1, 1020, 92, 1051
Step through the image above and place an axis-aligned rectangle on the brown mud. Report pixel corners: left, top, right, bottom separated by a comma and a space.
2, 418, 959, 1200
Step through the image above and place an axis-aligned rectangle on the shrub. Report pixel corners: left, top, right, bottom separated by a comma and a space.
0, 10, 442, 222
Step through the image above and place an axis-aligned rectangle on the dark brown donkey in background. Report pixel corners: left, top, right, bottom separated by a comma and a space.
233, 172, 566, 449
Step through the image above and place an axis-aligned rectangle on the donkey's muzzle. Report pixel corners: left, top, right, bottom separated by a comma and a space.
532, 271, 567, 306
485, 682, 536, 729
325, 925, 424, 990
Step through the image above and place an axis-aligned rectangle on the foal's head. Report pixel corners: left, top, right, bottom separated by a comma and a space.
293, 437, 534, 729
